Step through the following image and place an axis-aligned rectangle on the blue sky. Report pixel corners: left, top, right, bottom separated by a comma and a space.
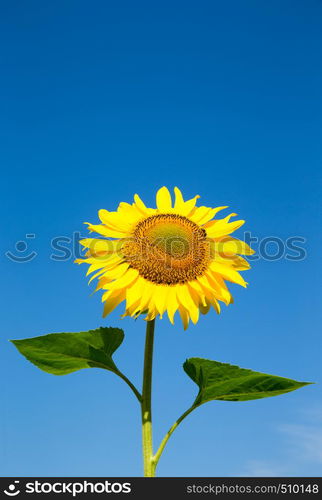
1, 1, 321, 477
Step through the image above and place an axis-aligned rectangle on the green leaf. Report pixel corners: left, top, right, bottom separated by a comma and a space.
11, 327, 142, 401
184, 358, 312, 404
10, 327, 124, 376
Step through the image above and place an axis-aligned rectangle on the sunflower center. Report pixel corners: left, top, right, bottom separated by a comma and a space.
122, 214, 210, 285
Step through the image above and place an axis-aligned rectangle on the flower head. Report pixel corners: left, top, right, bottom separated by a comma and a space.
76, 187, 254, 329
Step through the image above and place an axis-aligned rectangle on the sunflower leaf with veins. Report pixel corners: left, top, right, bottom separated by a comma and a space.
183, 358, 311, 404
10, 327, 141, 401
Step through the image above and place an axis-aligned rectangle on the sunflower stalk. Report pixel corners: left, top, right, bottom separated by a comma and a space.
141, 319, 156, 477
141, 319, 196, 476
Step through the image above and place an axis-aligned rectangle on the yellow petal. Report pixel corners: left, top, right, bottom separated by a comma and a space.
133, 193, 147, 212
196, 274, 214, 293
125, 277, 145, 312
214, 237, 255, 256
88, 268, 108, 285
173, 187, 200, 216
79, 238, 123, 258
95, 276, 113, 291
174, 187, 185, 208
153, 285, 170, 318
197, 281, 221, 313
209, 261, 247, 287
102, 289, 126, 317
190, 206, 228, 225
85, 261, 108, 276
176, 285, 199, 324
117, 202, 143, 222
80, 238, 113, 250
124, 289, 143, 317
219, 255, 251, 270
98, 209, 134, 232
178, 304, 190, 330
89, 256, 124, 284
188, 281, 207, 307
205, 215, 245, 238
133, 194, 156, 216
211, 297, 221, 314
205, 270, 232, 305
166, 287, 179, 324
156, 186, 172, 211
105, 268, 139, 291
196, 273, 230, 305
86, 223, 126, 239
76, 254, 122, 274
199, 300, 211, 315
189, 206, 210, 224
100, 262, 130, 281
139, 281, 155, 311
145, 305, 158, 321
124, 299, 141, 318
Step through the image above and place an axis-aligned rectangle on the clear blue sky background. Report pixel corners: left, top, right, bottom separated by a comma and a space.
1, 1, 321, 477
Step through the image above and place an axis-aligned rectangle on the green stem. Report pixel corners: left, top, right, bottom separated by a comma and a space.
141, 319, 156, 477
115, 370, 142, 403
153, 404, 197, 469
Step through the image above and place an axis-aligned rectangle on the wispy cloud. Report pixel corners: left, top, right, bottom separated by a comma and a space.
280, 423, 322, 464
239, 406, 322, 476
240, 459, 287, 477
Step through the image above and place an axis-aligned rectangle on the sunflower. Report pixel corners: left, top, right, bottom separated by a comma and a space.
76, 187, 254, 329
